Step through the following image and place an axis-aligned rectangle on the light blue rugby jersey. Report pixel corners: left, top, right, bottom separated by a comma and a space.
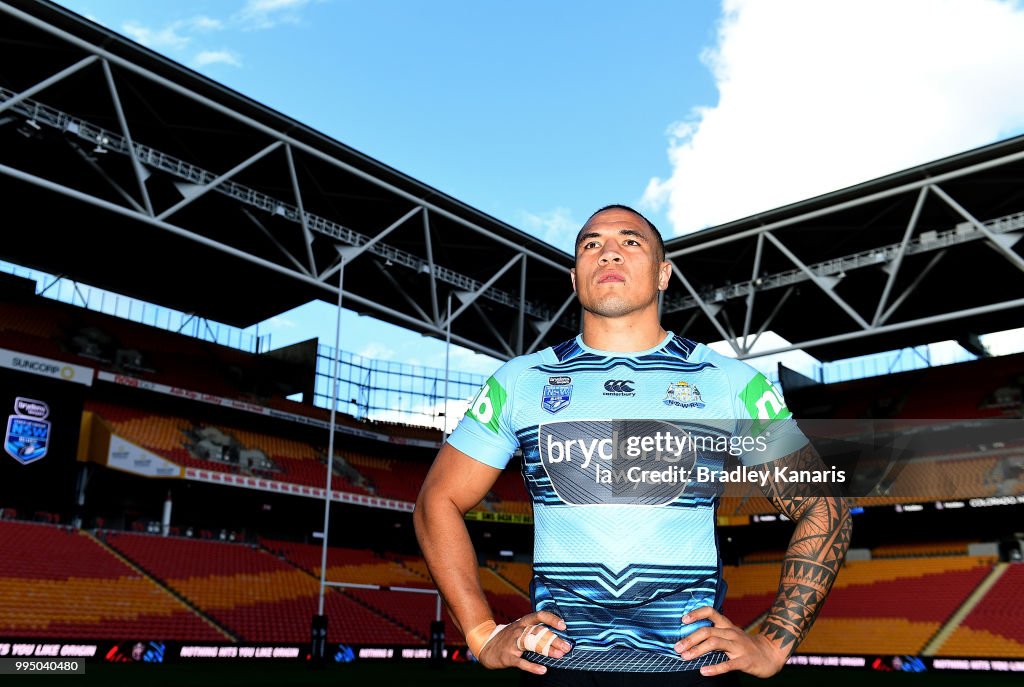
447, 332, 807, 672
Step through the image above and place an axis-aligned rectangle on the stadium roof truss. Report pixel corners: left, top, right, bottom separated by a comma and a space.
0, 0, 578, 362
3, 1, 1024, 367
660, 137, 1024, 362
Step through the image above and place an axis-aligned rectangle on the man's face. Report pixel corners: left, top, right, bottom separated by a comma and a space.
570, 208, 670, 319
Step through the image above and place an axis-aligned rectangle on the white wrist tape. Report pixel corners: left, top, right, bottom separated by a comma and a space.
516, 623, 559, 656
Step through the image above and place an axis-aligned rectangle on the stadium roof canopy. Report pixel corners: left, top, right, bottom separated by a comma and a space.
0, 0, 577, 362
659, 136, 1024, 361
2, 0, 1022, 364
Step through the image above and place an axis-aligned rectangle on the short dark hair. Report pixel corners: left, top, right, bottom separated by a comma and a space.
580, 204, 665, 262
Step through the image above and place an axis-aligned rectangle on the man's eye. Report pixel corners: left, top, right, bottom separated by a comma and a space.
624, 239, 640, 246
584, 241, 600, 249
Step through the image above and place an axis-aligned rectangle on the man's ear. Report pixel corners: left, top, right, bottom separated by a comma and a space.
657, 261, 671, 291
569, 267, 578, 293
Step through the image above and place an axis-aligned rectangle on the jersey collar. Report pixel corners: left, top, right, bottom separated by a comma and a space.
575, 331, 675, 358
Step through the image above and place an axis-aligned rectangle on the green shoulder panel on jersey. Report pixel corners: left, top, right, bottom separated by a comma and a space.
467, 376, 508, 435
738, 373, 792, 435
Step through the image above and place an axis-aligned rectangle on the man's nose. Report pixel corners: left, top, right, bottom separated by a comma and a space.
598, 247, 623, 263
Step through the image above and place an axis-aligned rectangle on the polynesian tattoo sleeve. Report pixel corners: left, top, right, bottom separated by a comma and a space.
755, 442, 853, 655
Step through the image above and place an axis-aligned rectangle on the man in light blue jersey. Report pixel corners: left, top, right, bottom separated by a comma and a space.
414, 205, 851, 685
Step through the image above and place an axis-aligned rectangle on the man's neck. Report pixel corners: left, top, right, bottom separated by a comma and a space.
580, 308, 667, 353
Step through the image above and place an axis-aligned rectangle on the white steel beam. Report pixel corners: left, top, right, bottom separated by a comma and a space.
242, 209, 314, 278
0, 160, 511, 361
930, 183, 1024, 274
374, 260, 434, 328
667, 147, 1024, 258
677, 309, 700, 338
0, 2, 571, 272
747, 286, 796, 353
0, 86, 560, 321
284, 144, 318, 276
100, 59, 153, 216
321, 206, 423, 280
738, 296, 1024, 360
157, 141, 283, 221
441, 254, 522, 330
471, 301, 516, 358
0, 54, 97, 117
669, 260, 740, 355
763, 232, 870, 330
878, 250, 946, 325
70, 142, 146, 214
517, 256, 527, 355
873, 186, 928, 326
741, 232, 765, 351
422, 209, 440, 325
526, 292, 577, 355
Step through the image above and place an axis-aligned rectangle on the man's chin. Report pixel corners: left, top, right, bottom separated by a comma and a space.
582, 297, 641, 319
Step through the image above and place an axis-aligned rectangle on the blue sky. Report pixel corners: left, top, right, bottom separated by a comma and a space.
49, 0, 1024, 390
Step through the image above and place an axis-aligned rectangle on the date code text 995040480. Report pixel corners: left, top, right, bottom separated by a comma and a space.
0, 659, 86, 674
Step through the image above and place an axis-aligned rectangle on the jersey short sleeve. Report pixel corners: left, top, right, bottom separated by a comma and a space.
727, 363, 809, 466
446, 358, 525, 470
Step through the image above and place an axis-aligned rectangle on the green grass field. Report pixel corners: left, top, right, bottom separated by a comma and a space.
7, 661, 1021, 687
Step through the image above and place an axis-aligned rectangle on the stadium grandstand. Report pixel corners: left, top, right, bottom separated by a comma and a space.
0, 0, 1022, 684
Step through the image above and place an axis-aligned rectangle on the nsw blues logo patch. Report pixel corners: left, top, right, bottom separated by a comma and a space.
542, 384, 572, 414
663, 381, 705, 409
5, 397, 51, 465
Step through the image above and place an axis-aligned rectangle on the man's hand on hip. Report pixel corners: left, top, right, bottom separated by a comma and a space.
674, 606, 788, 678
475, 611, 571, 675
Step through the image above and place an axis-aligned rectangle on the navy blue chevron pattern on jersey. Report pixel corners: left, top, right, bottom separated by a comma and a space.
447, 332, 808, 672
552, 337, 584, 361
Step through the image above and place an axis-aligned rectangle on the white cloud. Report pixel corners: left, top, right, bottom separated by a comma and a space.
358, 342, 396, 361
644, 0, 1024, 235
267, 316, 297, 329
193, 49, 243, 68
519, 206, 580, 254
120, 16, 224, 53
411, 344, 501, 377
121, 20, 191, 51
237, 0, 313, 29
189, 15, 224, 32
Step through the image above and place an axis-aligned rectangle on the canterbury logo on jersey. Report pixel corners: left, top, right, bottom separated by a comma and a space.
603, 379, 636, 396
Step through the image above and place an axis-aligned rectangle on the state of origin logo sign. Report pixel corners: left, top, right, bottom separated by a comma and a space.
5, 397, 51, 465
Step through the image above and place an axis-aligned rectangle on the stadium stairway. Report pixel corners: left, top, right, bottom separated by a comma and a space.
0, 521, 227, 641
793, 556, 996, 655
87, 530, 236, 641
105, 533, 423, 644
931, 563, 1024, 658
923, 563, 1009, 655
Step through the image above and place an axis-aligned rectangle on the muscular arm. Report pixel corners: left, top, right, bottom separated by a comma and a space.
413, 443, 501, 636
756, 442, 852, 657
414, 444, 568, 673
677, 441, 851, 677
